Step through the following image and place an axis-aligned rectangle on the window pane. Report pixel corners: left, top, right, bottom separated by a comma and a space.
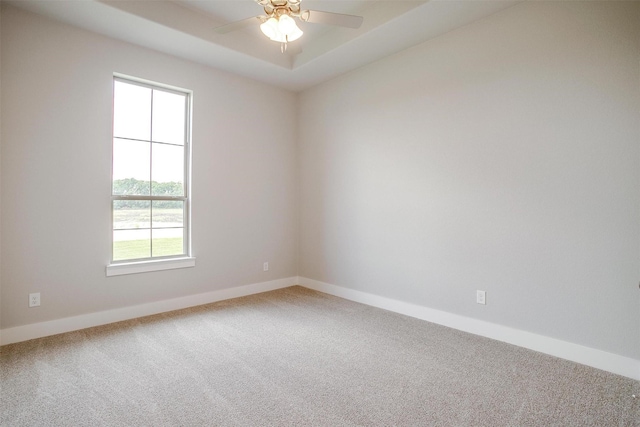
152, 90, 186, 145
152, 201, 184, 228
113, 81, 151, 141
113, 138, 150, 195
151, 143, 184, 196
152, 228, 184, 257
113, 200, 150, 230
111, 77, 191, 264
113, 229, 150, 261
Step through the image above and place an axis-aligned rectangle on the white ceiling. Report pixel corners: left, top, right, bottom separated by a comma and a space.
7, 0, 521, 91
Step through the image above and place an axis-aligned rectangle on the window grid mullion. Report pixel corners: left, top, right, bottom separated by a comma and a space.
149, 89, 154, 257
113, 136, 183, 147
113, 196, 186, 201
149, 89, 154, 196
115, 226, 184, 232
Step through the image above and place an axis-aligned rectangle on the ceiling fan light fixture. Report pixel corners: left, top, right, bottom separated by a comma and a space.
278, 15, 303, 41
260, 14, 303, 43
277, 14, 296, 33
260, 17, 280, 40
284, 24, 303, 41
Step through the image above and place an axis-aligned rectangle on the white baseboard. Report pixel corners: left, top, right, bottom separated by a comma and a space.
299, 277, 640, 381
0, 276, 298, 346
4, 276, 638, 381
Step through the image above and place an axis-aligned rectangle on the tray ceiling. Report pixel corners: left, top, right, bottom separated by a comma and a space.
7, 0, 521, 91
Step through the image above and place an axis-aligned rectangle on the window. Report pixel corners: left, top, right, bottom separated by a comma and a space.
107, 76, 194, 275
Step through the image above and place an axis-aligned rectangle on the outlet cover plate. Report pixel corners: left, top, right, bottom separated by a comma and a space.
29, 293, 41, 307
476, 290, 486, 305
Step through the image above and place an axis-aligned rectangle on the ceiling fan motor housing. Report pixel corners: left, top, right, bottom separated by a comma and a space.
257, 0, 302, 19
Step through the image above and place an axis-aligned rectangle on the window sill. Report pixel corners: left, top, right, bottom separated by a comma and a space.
106, 257, 196, 277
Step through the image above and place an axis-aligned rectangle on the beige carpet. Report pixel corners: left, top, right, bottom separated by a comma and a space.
1, 286, 638, 426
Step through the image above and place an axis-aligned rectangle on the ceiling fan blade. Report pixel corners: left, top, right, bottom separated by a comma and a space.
302, 10, 363, 29
213, 16, 263, 34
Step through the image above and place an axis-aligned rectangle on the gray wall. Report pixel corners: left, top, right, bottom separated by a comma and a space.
298, 1, 640, 359
0, 6, 298, 329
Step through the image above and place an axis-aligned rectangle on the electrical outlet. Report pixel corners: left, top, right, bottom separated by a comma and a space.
476, 290, 486, 305
29, 293, 41, 308
263, 262, 269, 272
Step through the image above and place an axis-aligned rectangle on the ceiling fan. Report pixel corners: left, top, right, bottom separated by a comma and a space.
213, 0, 364, 52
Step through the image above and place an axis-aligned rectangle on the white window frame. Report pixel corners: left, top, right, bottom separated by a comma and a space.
106, 74, 195, 277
